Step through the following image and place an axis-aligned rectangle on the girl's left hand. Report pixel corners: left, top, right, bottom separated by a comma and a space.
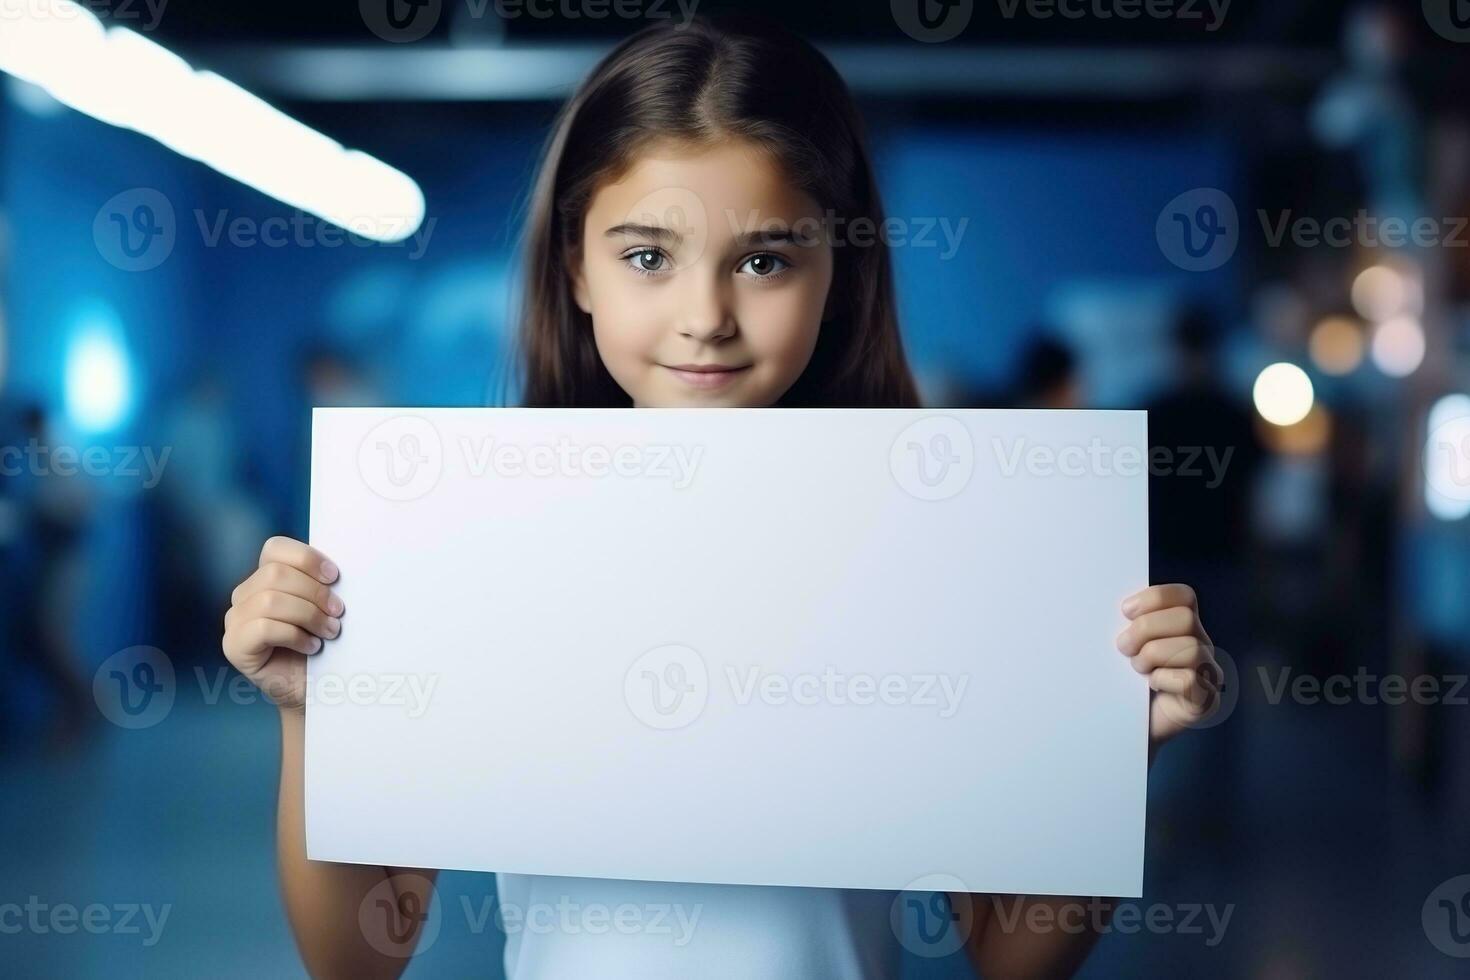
1116, 584, 1221, 744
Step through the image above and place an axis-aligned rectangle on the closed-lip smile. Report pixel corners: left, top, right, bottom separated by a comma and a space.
661, 362, 751, 389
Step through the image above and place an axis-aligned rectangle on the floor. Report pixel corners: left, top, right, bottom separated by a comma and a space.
3, 649, 1469, 979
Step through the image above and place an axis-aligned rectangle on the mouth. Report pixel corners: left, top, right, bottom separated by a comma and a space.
660, 363, 752, 390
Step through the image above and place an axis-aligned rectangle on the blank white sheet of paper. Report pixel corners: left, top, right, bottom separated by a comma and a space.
306, 407, 1149, 897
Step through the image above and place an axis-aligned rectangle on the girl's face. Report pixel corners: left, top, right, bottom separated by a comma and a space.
571, 139, 835, 408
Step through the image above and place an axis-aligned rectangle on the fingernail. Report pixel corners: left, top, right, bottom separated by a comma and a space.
1121, 596, 1140, 616
320, 559, 339, 583
1116, 630, 1132, 653
311, 636, 323, 652
328, 594, 344, 616
326, 617, 341, 637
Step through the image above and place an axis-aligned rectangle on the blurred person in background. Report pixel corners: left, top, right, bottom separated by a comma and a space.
0, 403, 92, 749
155, 374, 271, 662
1013, 332, 1082, 410
954, 328, 1081, 411
1145, 305, 1263, 592
1144, 305, 1263, 834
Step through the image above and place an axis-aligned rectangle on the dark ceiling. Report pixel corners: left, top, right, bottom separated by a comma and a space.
128, 0, 1378, 48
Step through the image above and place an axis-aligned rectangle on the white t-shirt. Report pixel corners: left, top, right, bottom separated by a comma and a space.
496, 873, 901, 979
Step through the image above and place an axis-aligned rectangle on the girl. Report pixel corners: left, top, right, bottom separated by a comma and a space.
221, 15, 1220, 979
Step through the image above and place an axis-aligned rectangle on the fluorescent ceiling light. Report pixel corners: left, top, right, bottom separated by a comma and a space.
0, 0, 425, 242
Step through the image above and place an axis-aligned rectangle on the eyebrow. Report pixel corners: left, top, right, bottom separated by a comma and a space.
602, 223, 815, 248
604, 222, 683, 245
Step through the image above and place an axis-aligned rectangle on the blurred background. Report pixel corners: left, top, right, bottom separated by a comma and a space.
2, 0, 1470, 976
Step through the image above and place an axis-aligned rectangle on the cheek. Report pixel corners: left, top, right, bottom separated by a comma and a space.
587, 269, 658, 364
737, 277, 828, 371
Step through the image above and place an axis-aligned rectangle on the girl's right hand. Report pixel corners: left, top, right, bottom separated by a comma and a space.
222, 536, 344, 713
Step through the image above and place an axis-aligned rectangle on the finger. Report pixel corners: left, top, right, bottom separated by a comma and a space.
242, 590, 341, 640
1148, 666, 1220, 711
1129, 635, 1208, 673
233, 562, 343, 616
1121, 583, 1197, 619
1116, 606, 1199, 656
259, 535, 339, 585
224, 618, 323, 673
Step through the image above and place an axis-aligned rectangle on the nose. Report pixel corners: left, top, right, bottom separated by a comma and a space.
677, 269, 737, 344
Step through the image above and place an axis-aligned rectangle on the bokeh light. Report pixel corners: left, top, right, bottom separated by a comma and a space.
64, 317, 133, 432
1351, 263, 1422, 323
1425, 393, 1470, 521
1308, 316, 1364, 376
1253, 362, 1315, 426
1370, 315, 1425, 377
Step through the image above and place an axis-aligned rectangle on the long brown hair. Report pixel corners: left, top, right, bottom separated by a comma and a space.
514, 15, 919, 409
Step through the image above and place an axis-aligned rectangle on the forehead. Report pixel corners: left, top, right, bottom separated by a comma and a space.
586, 139, 824, 232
